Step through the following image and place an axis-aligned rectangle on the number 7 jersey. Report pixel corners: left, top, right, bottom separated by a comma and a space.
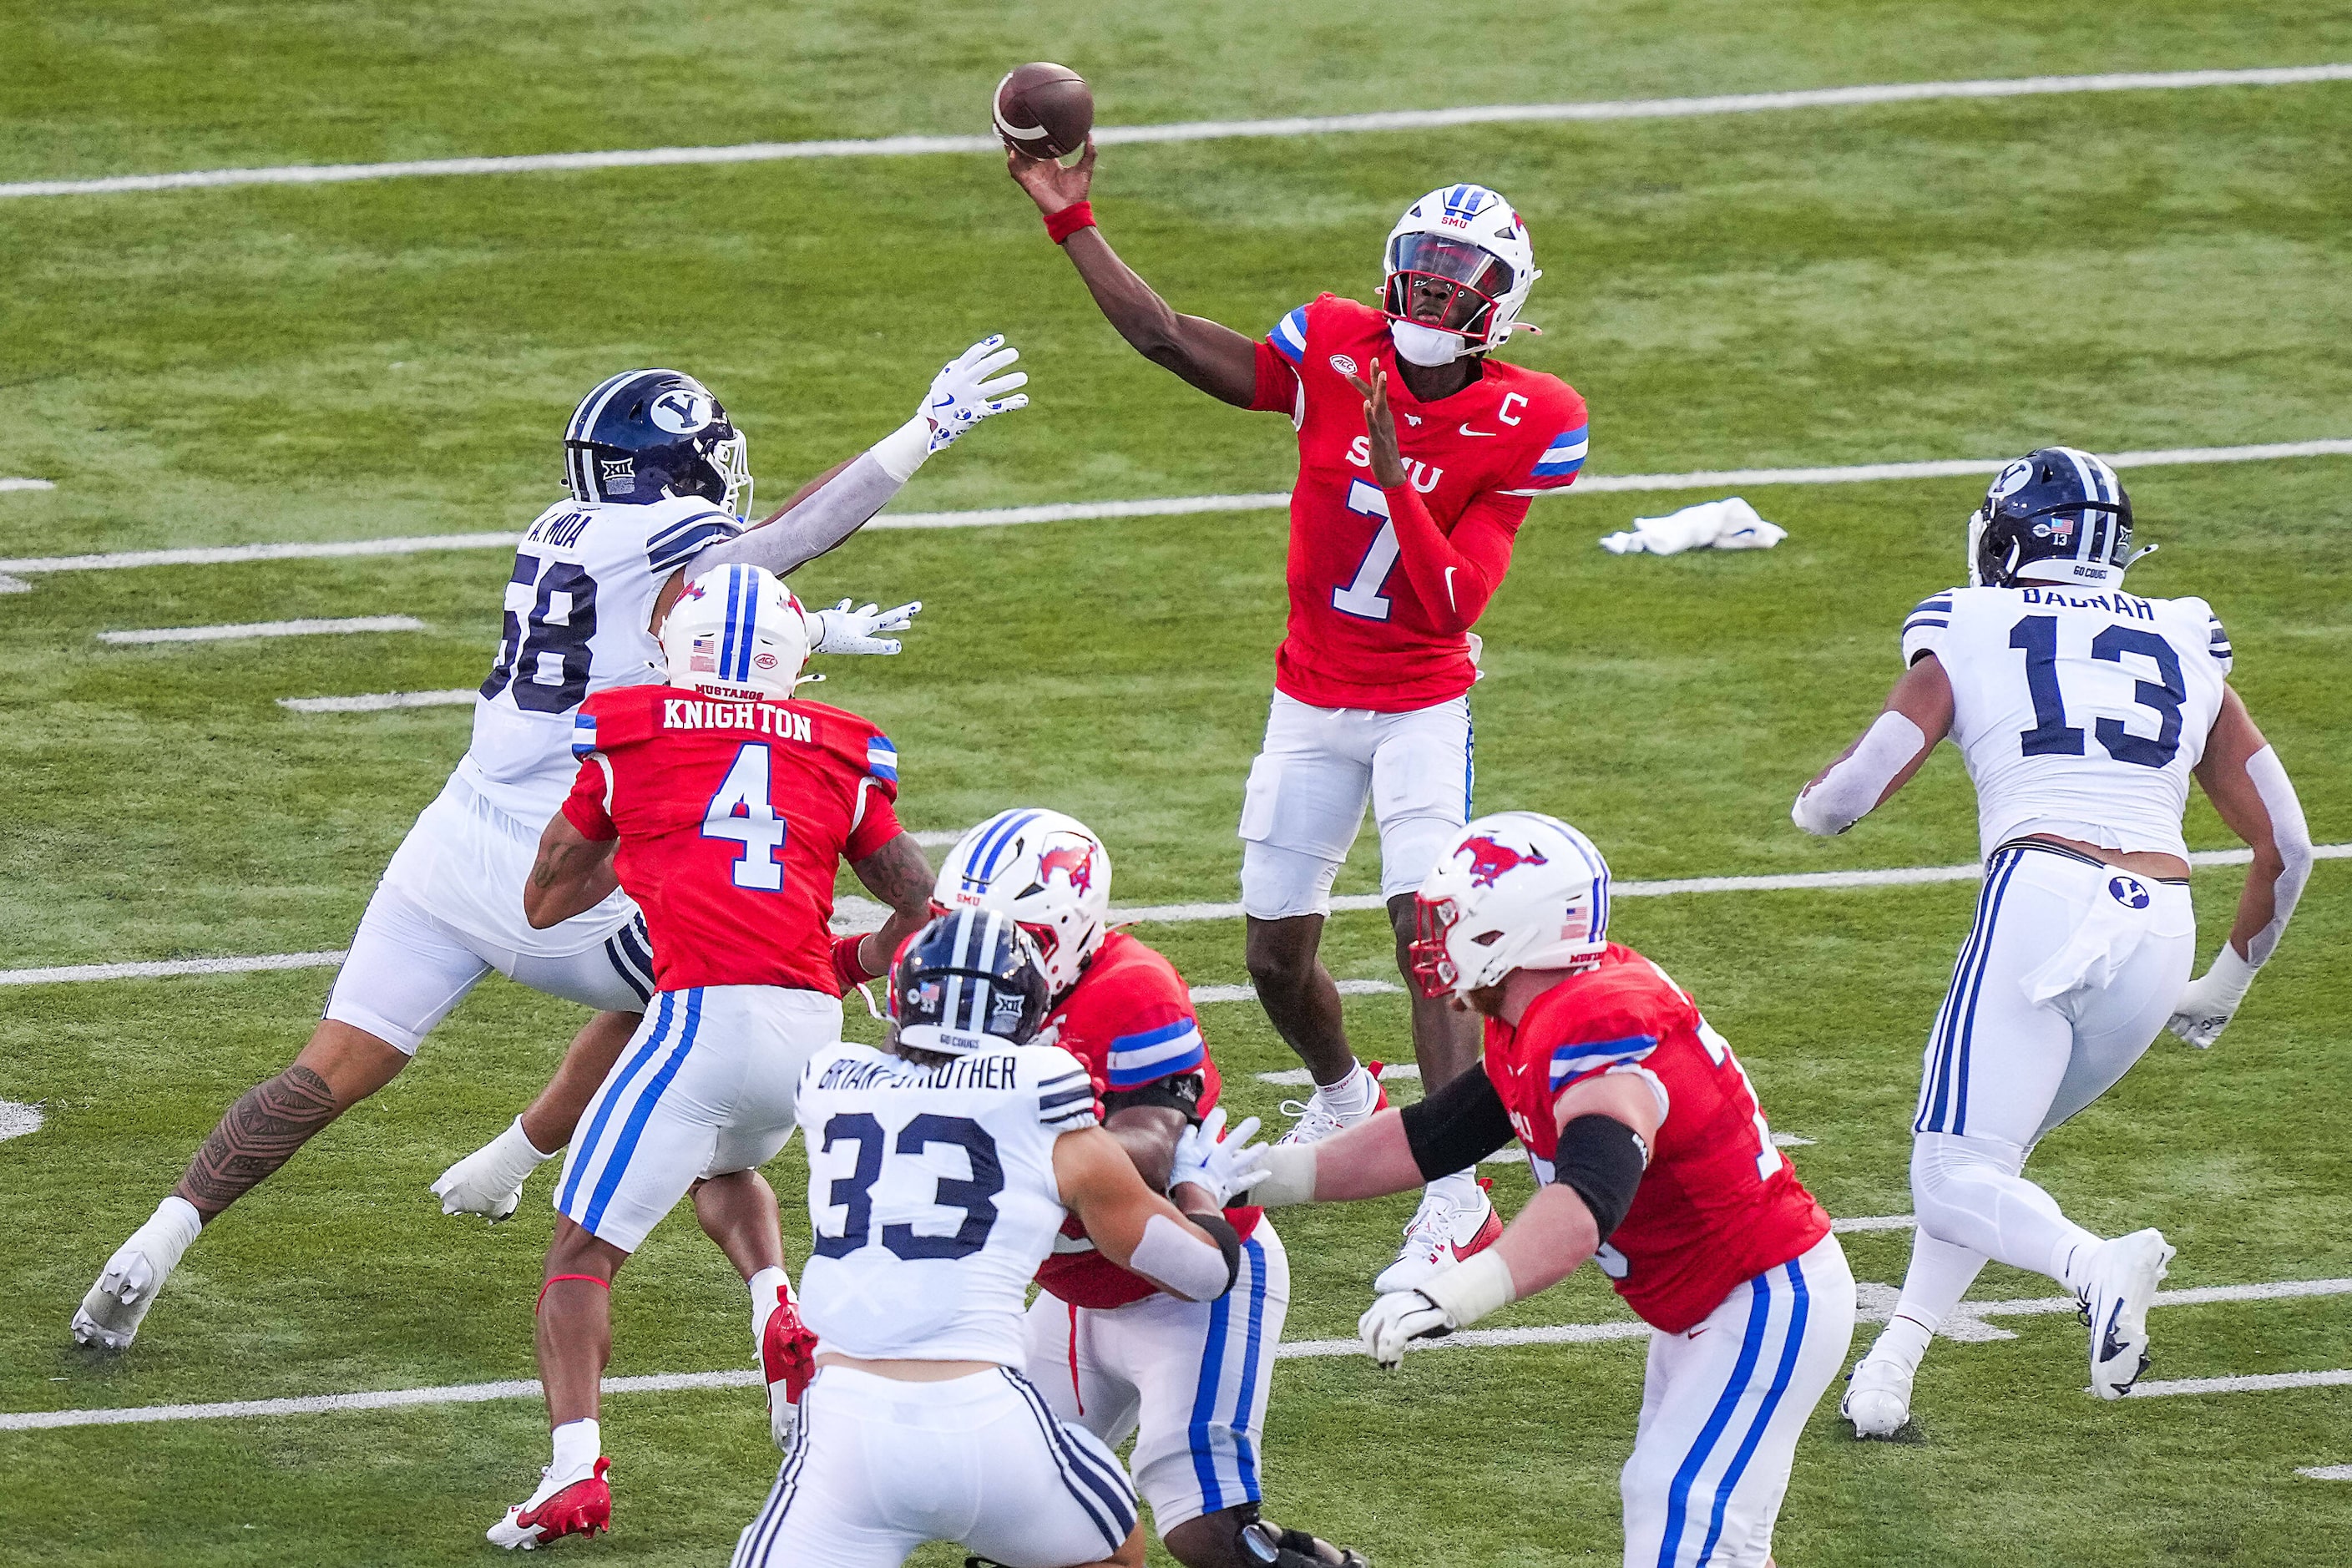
1903, 584, 2231, 861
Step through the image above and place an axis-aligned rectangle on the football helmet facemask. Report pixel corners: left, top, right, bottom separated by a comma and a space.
1409, 812, 1613, 1000
659, 563, 809, 701
933, 808, 1112, 1000
1382, 185, 1541, 365
564, 369, 753, 520
890, 908, 1053, 1058
1967, 446, 2147, 590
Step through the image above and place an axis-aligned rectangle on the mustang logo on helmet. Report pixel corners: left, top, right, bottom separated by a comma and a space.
1457, 836, 1548, 889
1037, 841, 1095, 895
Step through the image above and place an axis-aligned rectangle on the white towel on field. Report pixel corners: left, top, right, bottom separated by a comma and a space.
1599, 497, 1787, 556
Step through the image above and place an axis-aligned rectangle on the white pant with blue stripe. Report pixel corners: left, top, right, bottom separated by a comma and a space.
1622, 1234, 1854, 1568
1024, 1223, 1290, 1537
555, 984, 837, 1253
731, 1363, 1138, 1568
1239, 691, 1473, 917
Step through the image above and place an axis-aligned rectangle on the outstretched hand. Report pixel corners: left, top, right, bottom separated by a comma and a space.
1005, 138, 1097, 215
1342, 362, 1409, 488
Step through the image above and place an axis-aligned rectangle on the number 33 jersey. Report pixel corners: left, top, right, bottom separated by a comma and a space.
1903, 584, 2232, 862
559, 684, 903, 993
1484, 945, 1830, 1335
462, 493, 743, 825
797, 1041, 1101, 1366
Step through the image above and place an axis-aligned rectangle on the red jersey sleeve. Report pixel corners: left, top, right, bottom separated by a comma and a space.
842, 726, 902, 861
1249, 301, 1313, 415
559, 756, 619, 841
1500, 381, 1590, 496
1378, 481, 1531, 636
1535, 989, 1681, 1120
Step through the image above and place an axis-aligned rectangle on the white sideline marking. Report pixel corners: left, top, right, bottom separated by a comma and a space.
1831, 1213, 1916, 1234
2127, 1369, 2352, 1399
6, 845, 2344, 988
2298, 1465, 2352, 1479
7, 440, 2352, 579
6, 65, 2347, 202
8, 1275, 2348, 1431
0, 574, 28, 594
1, 478, 53, 492
0, 1100, 44, 1143
908, 828, 970, 848
99, 615, 425, 645
276, 689, 475, 714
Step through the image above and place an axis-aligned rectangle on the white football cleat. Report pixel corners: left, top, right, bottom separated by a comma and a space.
2081, 1227, 2174, 1399
71, 1201, 200, 1351
1373, 1176, 1501, 1295
488, 1457, 611, 1550
1273, 1062, 1387, 1148
1841, 1353, 1916, 1438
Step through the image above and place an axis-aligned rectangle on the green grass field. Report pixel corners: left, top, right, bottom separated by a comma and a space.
3, 3, 2350, 1563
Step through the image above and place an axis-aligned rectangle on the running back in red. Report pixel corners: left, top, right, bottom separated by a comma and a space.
1032, 930, 1264, 1310
1484, 944, 1830, 1334
560, 685, 903, 994
1251, 293, 1588, 712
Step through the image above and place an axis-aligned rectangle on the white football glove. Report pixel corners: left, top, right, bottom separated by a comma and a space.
807, 598, 921, 656
1167, 1107, 1269, 1208
431, 1116, 555, 1221
2167, 943, 2259, 1049
919, 334, 1029, 453
1358, 1289, 1455, 1369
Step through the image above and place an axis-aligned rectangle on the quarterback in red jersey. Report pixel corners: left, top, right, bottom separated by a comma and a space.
1237, 813, 1855, 1568
934, 808, 1363, 1568
486, 563, 936, 1550
1012, 147, 1590, 1288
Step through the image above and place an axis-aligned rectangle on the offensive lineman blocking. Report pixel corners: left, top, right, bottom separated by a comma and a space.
1794, 448, 2313, 1429
1009, 147, 1590, 1288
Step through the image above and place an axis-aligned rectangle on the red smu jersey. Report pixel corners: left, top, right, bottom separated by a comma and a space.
1251, 293, 1588, 711
559, 685, 903, 994
1484, 944, 1829, 1334
1032, 931, 1264, 1310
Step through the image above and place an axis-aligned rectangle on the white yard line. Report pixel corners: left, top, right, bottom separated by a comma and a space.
99, 615, 424, 645
9, 440, 2351, 579
0, 1100, 43, 1143
8, 1273, 2346, 1432
5, 65, 2347, 202
1830, 1214, 1917, 1234
2297, 1464, 2352, 1479
5, 846, 2343, 987
0, 478, 53, 492
276, 690, 475, 714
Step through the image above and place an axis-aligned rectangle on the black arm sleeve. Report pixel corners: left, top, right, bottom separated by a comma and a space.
1552, 1114, 1649, 1242
1181, 1211, 1244, 1297
1102, 1071, 1204, 1124
1398, 1064, 1518, 1181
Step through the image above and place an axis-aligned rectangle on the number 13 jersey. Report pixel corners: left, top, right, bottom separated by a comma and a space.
559, 683, 902, 994
1903, 584, 2232, 862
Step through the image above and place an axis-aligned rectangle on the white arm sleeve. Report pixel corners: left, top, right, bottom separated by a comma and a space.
692, 448, 908, 578
2244, 744, 2312, 966
1130, 1213, 1234, 1302
1792, 711, 1930, 837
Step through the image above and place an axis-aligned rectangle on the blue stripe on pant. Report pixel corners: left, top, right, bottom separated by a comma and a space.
582, 988, 703, 1235
1916, 847, 2025, 1135
1187, 1236, 1272, 1514
1654, 1260, 1813, 1568
558, 991, 675, 1216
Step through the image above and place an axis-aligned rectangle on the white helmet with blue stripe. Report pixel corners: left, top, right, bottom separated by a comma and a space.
660, 562, 809, 701
933, 807, 1111, 999
1383, 184, 1541, 366
1409, 811, 1612, 999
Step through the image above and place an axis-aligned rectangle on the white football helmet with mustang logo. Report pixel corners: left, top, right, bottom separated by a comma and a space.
933, 807, 1112, 999
1410, 811, 1612, 999
659, 563, 808, 701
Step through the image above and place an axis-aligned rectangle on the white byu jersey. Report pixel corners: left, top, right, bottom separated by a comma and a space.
456, 493, 741, 824
797, 1041, 1099, 1367
1903, 582, 2233, 861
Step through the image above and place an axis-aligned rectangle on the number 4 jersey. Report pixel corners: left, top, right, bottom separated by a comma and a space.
559, 683, 903, 994
1484, 944, 1830, 1335
1904, 584, 2231, 862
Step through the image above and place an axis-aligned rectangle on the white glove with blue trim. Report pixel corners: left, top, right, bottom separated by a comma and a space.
920, 334, 1029, 454
807, 598, 921, 656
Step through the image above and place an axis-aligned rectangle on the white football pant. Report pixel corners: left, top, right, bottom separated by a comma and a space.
325, 775, 650, 1055
732, 1364, 1139, 1568
555, 984, 837, 1253
1238, 691, 1473, 918
1024, 1226, 1288, 1536
1622, 1235, 1855, 1568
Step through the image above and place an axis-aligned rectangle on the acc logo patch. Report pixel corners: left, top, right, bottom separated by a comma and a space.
1328, 354, 1358, 379
2107, 875, 2150, 910
649, 387, 714, 434
753, 651, 778, 670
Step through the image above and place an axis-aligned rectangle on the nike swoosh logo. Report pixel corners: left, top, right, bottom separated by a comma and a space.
1459, 423, 1497, 438
1443, 566, 1459, 610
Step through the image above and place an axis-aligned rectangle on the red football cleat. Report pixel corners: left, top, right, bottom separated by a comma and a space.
488, 1457, 610, 1550
762, 1297, 818, 1449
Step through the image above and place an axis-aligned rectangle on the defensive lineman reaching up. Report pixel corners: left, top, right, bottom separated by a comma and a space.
1793, 448, 2313, 1430
74, 339, 1029, 1353
1010, 144, 1590, 1292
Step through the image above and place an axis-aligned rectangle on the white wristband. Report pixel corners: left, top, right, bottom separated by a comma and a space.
1249, 1144, 1318, 1207
1416, 1248, 1517, 1330
2202, 940, 2261, 1002
869, 415, 933, 483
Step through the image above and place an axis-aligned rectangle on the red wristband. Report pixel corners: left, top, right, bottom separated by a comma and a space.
832, 932, 884, 990
1043, 201, 1097, 245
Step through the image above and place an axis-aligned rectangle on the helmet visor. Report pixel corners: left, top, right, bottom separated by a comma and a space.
1385, 235, 1515, 331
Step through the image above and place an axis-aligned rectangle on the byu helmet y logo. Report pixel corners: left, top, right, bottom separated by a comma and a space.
649, 388, 713, 434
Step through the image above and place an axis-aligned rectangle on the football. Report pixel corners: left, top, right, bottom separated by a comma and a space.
993, 61, 1094, 160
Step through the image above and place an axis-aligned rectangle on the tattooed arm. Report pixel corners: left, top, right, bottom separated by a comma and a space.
837, 832, 937, 982
524, 811, 621, 929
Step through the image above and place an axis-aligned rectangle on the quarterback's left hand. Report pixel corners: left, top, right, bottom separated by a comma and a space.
920, 334, 1029, 454
1169, 1107, 1268, 1209
808, 599, 921, 655
1359, 1288, 1454, 1369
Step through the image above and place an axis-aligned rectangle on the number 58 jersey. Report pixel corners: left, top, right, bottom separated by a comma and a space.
1904, 584, 2232, 862
797, 1041, 1101, 1367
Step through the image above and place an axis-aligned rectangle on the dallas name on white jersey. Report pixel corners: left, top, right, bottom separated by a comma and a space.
1904, 584, 2232, 861
459, 493, 741, 825
797, 1042, 1099, 1368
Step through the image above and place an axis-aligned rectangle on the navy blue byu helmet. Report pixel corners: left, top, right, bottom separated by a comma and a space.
1968, 446, 2147, 590
563, 370, 753, 519
890, 908, 1052, 1058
